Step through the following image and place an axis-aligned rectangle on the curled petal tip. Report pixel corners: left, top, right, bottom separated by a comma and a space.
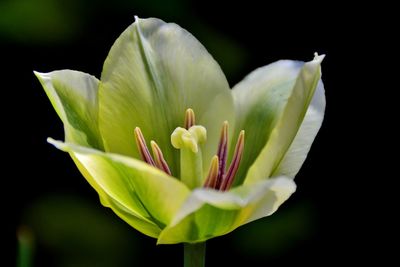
47, 137, 59, 148
313, 53, 325, 62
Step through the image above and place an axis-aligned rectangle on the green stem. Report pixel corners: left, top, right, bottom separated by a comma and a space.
184, 242, 206, 267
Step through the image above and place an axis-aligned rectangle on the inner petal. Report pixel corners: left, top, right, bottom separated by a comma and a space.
97, 17, 235, 177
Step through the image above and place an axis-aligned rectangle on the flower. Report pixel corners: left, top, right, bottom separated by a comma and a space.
35, 16, 325, 244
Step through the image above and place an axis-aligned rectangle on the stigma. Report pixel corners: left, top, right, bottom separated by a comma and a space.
134, 108, 244, 191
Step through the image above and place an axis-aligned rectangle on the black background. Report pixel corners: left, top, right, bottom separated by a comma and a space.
2, 0, 389, 266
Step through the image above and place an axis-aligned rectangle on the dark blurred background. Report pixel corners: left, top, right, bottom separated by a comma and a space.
2, 0, 384, 266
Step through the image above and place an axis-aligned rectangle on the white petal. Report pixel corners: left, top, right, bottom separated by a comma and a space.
273, 80, 326, 177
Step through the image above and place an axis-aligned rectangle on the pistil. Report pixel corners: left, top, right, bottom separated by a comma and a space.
135, 108, 245, 191
171, 125, 207, 189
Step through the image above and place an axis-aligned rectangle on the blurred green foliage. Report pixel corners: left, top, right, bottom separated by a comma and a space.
232, 202, 316, 259
17, 226, 34, 267
0, 0, 82, 43
23, 195, 139, 267
20, 195, 316, 266
0, 0, 248, 78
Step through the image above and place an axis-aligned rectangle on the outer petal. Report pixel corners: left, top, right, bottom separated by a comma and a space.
98, 17, 235, 175
48, 139, 191, 238
231, 55, 324, 185
34, 70, 103, 149
69, 154, 161, 238
157, 177, 296, 244
273, 80, 325, 178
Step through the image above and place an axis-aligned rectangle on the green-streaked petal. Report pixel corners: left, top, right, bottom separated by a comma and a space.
100, 192, 162, 238
231, 55, 324, 185
157, 177, 296, 244
273, 80, 325, 178
244, 55, 324, 184
231, 60, 302, 183
48, 138, 191, 237
98, 17, 234, 175
68, 154, 161, 238
34, 70, 103, 149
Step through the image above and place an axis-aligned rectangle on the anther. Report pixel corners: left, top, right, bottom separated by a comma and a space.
216, 121, 228, 188
184, 108, 196, 129
134, 127, 156, 166
220, 130, 245, 191
203, 155, 219, 188
150, 141, 172, 175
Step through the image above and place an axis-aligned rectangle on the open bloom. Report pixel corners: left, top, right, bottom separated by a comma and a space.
35, 17, 325, 244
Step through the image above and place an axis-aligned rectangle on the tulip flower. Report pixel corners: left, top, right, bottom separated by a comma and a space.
35, 16, 325, 266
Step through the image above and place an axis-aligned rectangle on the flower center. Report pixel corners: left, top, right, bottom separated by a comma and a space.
134, 108, 244, 191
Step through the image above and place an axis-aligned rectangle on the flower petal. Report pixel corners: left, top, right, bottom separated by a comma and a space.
48, 138, 191, 237
157, 177, 296, 244
70, 153, 161, 238
231, 55, 324, 185
34, 70, 103, 149
273, 80, 325, 178
98, 17, 235, 175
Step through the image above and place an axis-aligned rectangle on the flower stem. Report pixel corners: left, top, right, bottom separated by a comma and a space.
184, 242, 206, 267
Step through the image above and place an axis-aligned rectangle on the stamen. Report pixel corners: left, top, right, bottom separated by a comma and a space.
134, 127, 155, 166
184, 108, 196, 129
216, 121, 228, 188
150, 141, 172, 175
220, 130, 245, 191
203, 155, 219, 188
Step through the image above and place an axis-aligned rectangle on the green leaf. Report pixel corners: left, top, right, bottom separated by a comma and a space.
231, 55, 324, 185
48, 139, 191, 238
157, 177, 296, 244
273, 80, 325, 178
34, 70, 103, 149
98, 17, 235, 176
